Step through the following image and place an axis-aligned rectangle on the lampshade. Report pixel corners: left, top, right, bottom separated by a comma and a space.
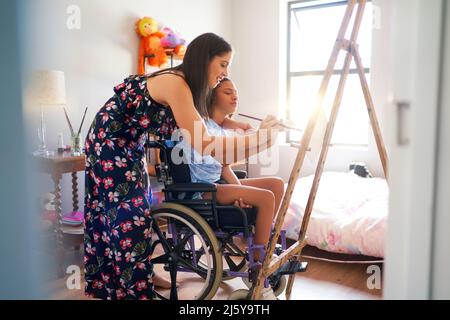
27, 70, 67, 106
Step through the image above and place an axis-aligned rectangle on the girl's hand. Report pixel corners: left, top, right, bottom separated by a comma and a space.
222, 117, 254, 132
234, 198, 252, 209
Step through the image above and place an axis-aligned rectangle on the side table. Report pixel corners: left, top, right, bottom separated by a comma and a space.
34, 152, 85, 277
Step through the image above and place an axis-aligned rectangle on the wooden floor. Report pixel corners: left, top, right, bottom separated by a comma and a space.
48, 253, 383, 300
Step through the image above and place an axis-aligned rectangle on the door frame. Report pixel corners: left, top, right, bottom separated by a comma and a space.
383, 0, 444, 299
431, 0, 450, 299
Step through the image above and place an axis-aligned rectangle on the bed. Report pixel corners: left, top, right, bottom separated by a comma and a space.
282, 171, 388, 258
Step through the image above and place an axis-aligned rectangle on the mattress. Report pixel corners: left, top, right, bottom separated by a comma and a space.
282, 171, 388, 258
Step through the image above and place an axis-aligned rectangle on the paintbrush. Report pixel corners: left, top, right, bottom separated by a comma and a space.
77, 107, 88, 135
63, 107, 75, 136
237, 113, 303, 132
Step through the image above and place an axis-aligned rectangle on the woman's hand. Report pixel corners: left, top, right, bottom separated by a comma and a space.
259, 115, 286, 132
258, 115, 279, 130
258, 115, 285, 147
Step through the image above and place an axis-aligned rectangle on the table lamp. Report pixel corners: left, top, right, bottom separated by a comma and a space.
28, 70, 67, 156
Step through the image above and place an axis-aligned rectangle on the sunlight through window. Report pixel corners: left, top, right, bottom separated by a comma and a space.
287, 0, 373, 147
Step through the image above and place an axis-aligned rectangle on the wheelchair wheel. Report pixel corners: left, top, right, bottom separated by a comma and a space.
186, 238, 247, 282
151, 203, 223, 300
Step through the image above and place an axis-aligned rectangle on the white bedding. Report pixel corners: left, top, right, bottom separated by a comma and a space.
282, 172, 388, 258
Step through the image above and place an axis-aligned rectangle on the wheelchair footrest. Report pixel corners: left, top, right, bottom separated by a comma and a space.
277, 260, 308, 275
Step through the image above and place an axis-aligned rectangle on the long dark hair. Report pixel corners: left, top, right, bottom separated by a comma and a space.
151, 33, 232, 118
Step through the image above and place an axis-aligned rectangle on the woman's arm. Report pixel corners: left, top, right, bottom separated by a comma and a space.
148, 74, 280, 164
221, 165, 241, 185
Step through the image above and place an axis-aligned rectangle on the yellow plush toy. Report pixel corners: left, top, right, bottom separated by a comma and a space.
135, 17, 168, 73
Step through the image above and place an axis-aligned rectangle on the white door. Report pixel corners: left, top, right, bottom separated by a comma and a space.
431, 1, 450, 300
383, 0, 444, 299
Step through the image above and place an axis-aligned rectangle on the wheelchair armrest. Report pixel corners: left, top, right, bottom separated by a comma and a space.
233, 170, 247, 179
163, 183, 217, 193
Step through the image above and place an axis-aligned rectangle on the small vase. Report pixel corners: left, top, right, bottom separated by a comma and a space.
71, 133, 83, 156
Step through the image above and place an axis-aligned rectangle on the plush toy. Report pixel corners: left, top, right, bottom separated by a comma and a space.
135, 17, 169, 73
160, 27, 187, 58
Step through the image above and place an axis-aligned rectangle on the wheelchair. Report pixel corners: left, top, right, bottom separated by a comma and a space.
148, 140, 306, 300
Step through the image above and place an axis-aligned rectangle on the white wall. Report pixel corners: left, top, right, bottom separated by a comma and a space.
24, 0, 232, 150
22, 0, 232, 213
229, 0, 289, 178
230, 0, 388, 180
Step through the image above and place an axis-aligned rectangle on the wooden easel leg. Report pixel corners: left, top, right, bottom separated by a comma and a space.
352, 44, 389, 178
286, 49, 354, 296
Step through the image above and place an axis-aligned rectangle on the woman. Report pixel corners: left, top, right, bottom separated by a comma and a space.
182, 78, 285, 262
84, 33, 282, 300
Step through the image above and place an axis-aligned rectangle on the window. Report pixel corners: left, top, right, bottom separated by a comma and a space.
287, 0, 373, 147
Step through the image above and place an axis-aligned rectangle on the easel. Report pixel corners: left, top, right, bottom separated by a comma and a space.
251, 0, 388, 300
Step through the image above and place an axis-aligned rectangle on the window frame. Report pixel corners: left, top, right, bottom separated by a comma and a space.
286, 0, 372, 147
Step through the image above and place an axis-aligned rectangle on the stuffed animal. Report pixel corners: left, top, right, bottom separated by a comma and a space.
160, 27, 187, 58
135, 17, 169, 73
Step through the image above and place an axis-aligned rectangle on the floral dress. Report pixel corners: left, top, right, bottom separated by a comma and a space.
84, 74, 178, 300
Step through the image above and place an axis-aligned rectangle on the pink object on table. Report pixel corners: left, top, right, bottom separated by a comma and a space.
63, 211, 84, 222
